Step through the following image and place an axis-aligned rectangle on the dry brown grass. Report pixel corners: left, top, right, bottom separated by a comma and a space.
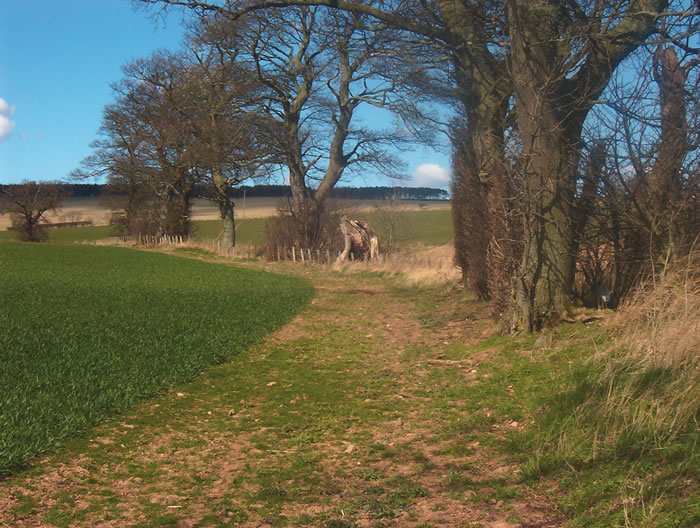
590, 252, 700, 451
606, 252, 699, 369
334, 243, 461, 285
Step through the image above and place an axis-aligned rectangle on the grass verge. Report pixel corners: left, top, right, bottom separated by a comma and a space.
519, 256, 699, 527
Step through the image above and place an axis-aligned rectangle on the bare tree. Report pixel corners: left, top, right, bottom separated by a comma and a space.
197, 5, 438, 248
142, 0, 697, 331
78, 52, 206, 238
0, 181, 62, 242
162, 30, 277, 248
77, 53, 200, 237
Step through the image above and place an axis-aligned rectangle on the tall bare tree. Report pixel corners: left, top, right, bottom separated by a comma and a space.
77, 52, 202, 237
195, 5, 437, 247
79, 48, 261, 243
0, 181, 62, 242
166, 31, 276, 248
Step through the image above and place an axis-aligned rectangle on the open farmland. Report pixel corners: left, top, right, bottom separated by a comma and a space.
0, 244, 314, 475
0, 197, 451, 232
0, 204, 453, 247
0, 248, 696, 526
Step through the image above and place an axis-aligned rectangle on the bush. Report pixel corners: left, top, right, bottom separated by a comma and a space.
261, 199, 344, 259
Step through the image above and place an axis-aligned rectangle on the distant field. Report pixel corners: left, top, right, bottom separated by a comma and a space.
0, 203, 453, 246
365, 208, 454, 246
0, 244, 314, 475
0, 196, 450, 230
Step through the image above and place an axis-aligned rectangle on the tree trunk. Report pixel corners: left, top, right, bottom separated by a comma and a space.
647, 46, 688, 262
509, 0, 586, 331
212, 169, 236, 249
219, 201, 236, 249
452, 115, 506, 301
442, 0, 511, 302
569, 141, 606, 290
514, 130, 580, 331
507, 0, 668, 330
164, 183, 192, 238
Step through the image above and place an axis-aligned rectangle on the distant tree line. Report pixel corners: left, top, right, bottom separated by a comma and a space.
201, 184, 448, 200
173, 183, 447, 200
0, 183, 447, 201
0, 183, 102, 198
330, 186, 448, 201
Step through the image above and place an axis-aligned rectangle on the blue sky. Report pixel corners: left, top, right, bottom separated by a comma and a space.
0, 1, 451, 188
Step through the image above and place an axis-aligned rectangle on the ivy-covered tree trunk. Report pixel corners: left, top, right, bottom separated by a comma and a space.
163, 180, 192, 238
442, 0, 511, 302
452, 115, 507, 300
513, 121, 582, 331
508, 0, 583, 331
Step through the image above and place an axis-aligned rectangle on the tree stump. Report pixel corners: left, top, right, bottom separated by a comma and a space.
336, 216, 379, 263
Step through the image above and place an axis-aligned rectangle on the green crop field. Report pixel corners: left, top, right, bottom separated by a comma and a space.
0, 244, 314, 475
364, 208, 453, 246
190, 217, 269, 245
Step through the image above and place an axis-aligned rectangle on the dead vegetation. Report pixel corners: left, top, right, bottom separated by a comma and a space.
593, 253, 700, 448
334, 244, 461, 285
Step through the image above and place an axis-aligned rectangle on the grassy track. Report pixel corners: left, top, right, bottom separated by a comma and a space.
0, 255, 696, 527
0, 244, 313, 475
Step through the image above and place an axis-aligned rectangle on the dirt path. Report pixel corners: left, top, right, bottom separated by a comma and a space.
0, 266, 562, 527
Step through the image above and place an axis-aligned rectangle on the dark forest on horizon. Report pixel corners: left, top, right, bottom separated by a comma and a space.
0, 183, 449, 201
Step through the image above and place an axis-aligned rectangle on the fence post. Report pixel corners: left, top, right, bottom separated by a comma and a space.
292, 247, 296, 262
300, 247, 305, 263
276, 246, 281, 261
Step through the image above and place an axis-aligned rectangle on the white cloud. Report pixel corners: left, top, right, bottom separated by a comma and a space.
0, 98, 16, 142
410, 163, 450, 187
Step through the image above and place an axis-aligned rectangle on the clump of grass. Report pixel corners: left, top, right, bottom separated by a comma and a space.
606, 255, 699, 369
525, 254, 699, 526
336, 244, 461, 285
590, 255, 699, 455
